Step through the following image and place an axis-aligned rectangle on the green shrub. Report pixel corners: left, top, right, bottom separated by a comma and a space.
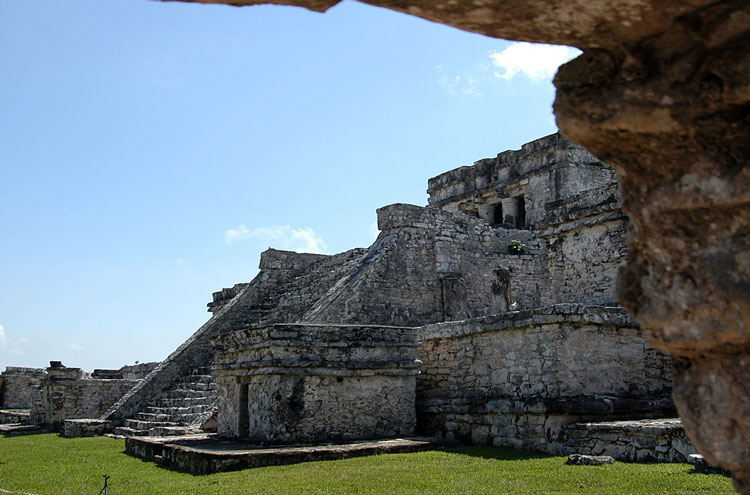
508, 239, 526, 255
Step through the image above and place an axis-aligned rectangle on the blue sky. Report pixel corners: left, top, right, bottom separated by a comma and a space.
0, 0, 579, 371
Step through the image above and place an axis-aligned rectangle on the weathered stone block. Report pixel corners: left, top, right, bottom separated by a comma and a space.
63, 419, 111, 438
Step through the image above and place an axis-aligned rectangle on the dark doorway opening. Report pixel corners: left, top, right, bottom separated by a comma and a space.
492, 204, 503, 226
514, 195, 526, 228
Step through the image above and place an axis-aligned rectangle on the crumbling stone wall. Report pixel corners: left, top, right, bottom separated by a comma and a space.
540, 219, 628, 307
427, 133, 616, 230
0, 367, 45, 409
91, 362, 159, 380
212, 323, 419, 443
426, 133, 629, 309
304, 204, 541, 324
416, 305, 673, 452
32, 365, 139, 429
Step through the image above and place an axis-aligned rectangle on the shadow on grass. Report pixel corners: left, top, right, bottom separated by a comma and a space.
440, 445, 555, 461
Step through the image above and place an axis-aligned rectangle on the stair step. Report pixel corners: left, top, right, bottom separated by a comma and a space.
149, 426, 195, 437
112, 426, 148, 437
173, 382, 216, 392
136, 412, 173, 422
125, 419, 179, 430
167, 389, 212, 399
175, 374, 214, 384
145, 405, 212, 415
154, 397, 213, 407
119, 367, 217, 435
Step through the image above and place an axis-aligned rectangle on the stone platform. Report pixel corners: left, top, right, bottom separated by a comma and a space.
0, 423, 45, 436
0, 409, 30, 425
125, 434, 454, 474
563, 418, 697, 462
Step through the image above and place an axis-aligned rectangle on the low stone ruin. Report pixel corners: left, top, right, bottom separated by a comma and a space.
0, 367, 45, 409
0, 362, 158, 432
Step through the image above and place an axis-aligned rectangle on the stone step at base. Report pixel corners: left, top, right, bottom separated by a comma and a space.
125, 419, 180, 430
562, 418, 696, 463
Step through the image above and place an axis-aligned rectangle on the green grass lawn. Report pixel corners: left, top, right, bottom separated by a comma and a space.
0, 433, 734, 495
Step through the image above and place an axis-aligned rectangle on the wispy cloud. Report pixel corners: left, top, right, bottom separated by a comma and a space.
438, 74, 483, 98
224, 224, 328, 254
489, 42, 581, 82
0, 325, 30, 355
65, 344, 84, 351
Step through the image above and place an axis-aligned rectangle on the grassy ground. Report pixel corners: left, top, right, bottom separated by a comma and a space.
0, 433, 735, 495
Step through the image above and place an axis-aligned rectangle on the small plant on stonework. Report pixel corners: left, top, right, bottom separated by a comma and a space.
508, 239, 526, 255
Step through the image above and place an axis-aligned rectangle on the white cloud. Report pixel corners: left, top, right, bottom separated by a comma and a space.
224, 224, 328, 254
65, 344, 84, 351
0, 324, 6, 347
8, 349, 23, 356
15, 337, 29, 344
224, 224, 251, 243
489, 42, 581, 82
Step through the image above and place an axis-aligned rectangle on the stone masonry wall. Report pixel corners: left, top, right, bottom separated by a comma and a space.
416, 305, 673, 453
303, 204, 544, 324
539, 219, 628, 307
426, 133, 617, 230
212, 323, 419, 443
32, 366, 139, 428
0, 367, 45, 409
423, 133, 628, 311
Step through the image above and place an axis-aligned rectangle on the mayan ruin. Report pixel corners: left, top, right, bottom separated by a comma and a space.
1, 0, 747, 492
2, 133, 699, 470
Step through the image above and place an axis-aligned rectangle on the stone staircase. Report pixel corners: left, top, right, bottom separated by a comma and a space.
113, 370, 217, 437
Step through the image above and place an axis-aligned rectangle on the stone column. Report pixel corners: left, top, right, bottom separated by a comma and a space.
553, 3, 750, 489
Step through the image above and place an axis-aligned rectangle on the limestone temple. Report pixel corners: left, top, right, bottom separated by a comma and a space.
2, 133, 697, 468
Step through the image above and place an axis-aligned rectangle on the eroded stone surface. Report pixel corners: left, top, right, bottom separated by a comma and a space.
564, 418, 697, 463
212, 323, 420, 443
